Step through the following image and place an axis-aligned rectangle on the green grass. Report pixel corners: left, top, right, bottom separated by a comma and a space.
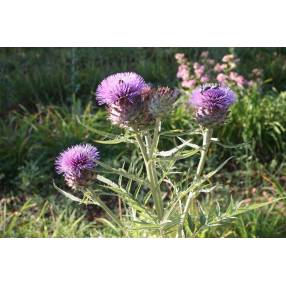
0, 48, 286, 237
0, 196, 97, 238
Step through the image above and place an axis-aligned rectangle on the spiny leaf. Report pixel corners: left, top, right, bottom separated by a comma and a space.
230, 198, 285, 217
131, 221, 161, 231
157, 139, 200, 157
95, 136, 134, 145
205, 156, 234, 180
97, 161, 147, 186
53, 180, 82, 203
177, 137, 201, 150
96, 175, 154, 219
157, 149, 199, 162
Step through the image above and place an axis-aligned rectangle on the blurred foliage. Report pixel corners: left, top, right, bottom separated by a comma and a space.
1, 48, 286, 113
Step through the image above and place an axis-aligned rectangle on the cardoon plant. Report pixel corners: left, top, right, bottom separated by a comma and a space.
54, 71, 275, 238
177, 83, 236, 237
96, 72, 178, 220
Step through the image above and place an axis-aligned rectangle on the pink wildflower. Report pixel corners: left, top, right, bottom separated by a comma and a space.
222, 54, 235, 63
182, 79, 196, 88
217, 73, 228, 83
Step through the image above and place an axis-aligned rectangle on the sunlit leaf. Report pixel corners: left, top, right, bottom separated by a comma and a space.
53, 180, 82, 203
157, 139, 200, 158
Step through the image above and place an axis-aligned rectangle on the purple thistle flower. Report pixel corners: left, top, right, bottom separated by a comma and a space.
97, 72, 178, 130
96, 72, 148, 105
189, 84, 236, 127
55, 144, 100, 190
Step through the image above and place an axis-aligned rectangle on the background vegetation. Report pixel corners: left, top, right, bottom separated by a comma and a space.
1, 48, 286, 237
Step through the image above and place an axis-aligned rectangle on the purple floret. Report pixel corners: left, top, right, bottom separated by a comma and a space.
55, 144, 100, 190
96, 72, 148, 105
55, 144, 100, 177
190, 86, 236, 111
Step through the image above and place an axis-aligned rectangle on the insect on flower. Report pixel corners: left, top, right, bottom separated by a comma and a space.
190, 84, 236, 127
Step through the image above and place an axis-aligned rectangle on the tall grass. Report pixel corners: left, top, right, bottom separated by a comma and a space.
0, 195, 101, 237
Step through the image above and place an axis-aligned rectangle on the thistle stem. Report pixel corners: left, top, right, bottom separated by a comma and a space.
195, 128, 213, 179
146, 132, 164, 220
177, 128, 213, 238
135, 123, 164, 222
150, 118, 161, 156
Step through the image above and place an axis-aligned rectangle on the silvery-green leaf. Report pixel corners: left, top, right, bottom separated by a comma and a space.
96, 175, 154, 220
53, 181, 82, 203
95, 136, 134, 145
229, 198, 285, 216
204, 156, 234, 180
157, 139, 200, 158
177, 137, 201, 150
97, 161, 146, 186
160, 217, 181, 231
157, 149, 199, 162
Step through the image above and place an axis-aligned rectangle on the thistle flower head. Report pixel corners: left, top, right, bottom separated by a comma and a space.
108, 94, 153, 130
97, 72, 178, 130
189, 84, 236, 127
96, 72, 148, 105
55, 144, 100, 190
147, 87, 179, 118
107, 86, 179, 129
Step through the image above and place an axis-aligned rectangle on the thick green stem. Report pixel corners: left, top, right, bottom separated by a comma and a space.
195, 128, 213, 179
146, 133, 164, 220
135, 124, 164, 221
177, 128, 213, 238
135, 133, 149, 165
